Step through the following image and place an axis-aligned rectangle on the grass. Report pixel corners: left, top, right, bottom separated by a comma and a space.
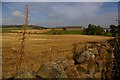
44, 29, 83, 35
2, 27, 112, 37
2, 26, 33, 33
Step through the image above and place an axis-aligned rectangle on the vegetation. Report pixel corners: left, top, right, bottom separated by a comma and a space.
109, 24, 120, 37
62, 28, 66, 30
2, 25, 47, 33
44, 29, 83, 35
83, 24, 111, 36
2, 24, 115, 78
108, 24, 120, 79
2, 24, 113, 37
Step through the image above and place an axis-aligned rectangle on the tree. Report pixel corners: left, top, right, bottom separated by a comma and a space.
63, 28, 66, 30
118, 25, 120, 36
96, 25, 104, 35
83, 24, 105, 35
109, 25, 119, 37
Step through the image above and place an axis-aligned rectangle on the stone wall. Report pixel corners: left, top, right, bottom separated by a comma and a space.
73, 41, 113, 79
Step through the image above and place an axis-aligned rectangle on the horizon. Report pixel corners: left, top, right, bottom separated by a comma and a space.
2, 2, 119, 28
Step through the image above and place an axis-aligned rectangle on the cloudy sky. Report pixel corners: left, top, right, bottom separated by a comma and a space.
1, 0, 119, 2
2, 2, 119, 27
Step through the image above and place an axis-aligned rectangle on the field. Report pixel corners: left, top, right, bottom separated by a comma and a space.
45, 29, 83, 35
2, 27, 83, 35
2, 27, 49, 33
2, 32, 113, 78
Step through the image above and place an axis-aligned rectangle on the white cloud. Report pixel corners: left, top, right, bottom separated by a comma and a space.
11, 10, 23, 17
68, 11, 118, 27
52, 3, 103, 19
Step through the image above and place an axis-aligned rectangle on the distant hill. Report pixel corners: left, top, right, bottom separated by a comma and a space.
2, 25, 48, 33
2, 25, 47, 29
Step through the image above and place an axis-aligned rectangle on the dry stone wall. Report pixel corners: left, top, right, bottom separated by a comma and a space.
73, 41, 113, 79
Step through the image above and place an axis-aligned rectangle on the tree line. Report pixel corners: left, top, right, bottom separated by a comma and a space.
2, 25, 47, 29
83, 24, 120, 37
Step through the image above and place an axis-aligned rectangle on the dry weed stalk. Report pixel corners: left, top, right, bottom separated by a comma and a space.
16, 4, 29, 73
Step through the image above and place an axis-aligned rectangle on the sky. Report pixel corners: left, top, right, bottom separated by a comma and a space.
1, 0, 120, 2
0, 2, 1, 26
2, 2, 119, 28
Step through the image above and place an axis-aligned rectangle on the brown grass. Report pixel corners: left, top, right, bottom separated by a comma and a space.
2, 33, 112, 78
11, 29, 51, 33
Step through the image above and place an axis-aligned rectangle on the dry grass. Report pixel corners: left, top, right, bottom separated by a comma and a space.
2, 33, 112, 78
10, 29, 51, 33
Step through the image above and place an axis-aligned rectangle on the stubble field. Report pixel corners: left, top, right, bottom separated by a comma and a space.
2, 33, 112, 78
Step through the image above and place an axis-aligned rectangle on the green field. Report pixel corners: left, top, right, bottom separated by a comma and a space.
2, 25, 46, 33
44, 29, 83, 35
1, 26, 112, 37
2, 27, 33, 33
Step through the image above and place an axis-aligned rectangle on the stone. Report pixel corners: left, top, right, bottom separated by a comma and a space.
96, 60, 104, 71
100, 41, 107, 47
36, 62, 68, 78
106, 44, 111, 51
74, 50, 95, 64
59, 60, 75, 70
89, 66, 96, 78
88, 48, 98, 55
79, 73, 87, 78
95, 54, 101, 60
98, 48, 108, 60
94, 62, 99, 72
95, 43, 101, 47
64, 65, 80, 78
77, 64, 87, 74
85, 44, 91, 50
57, 60, 80, 78
15, 70, 36, 78
106, 69, 112, 78
87, 57, 95, 69
91, 54, 95, 60
94, 72, 102, 78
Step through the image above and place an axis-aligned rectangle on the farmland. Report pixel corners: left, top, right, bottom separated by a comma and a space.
2, 32, 112, 78
45, 29, 83, 35
2, 26, 83, 35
